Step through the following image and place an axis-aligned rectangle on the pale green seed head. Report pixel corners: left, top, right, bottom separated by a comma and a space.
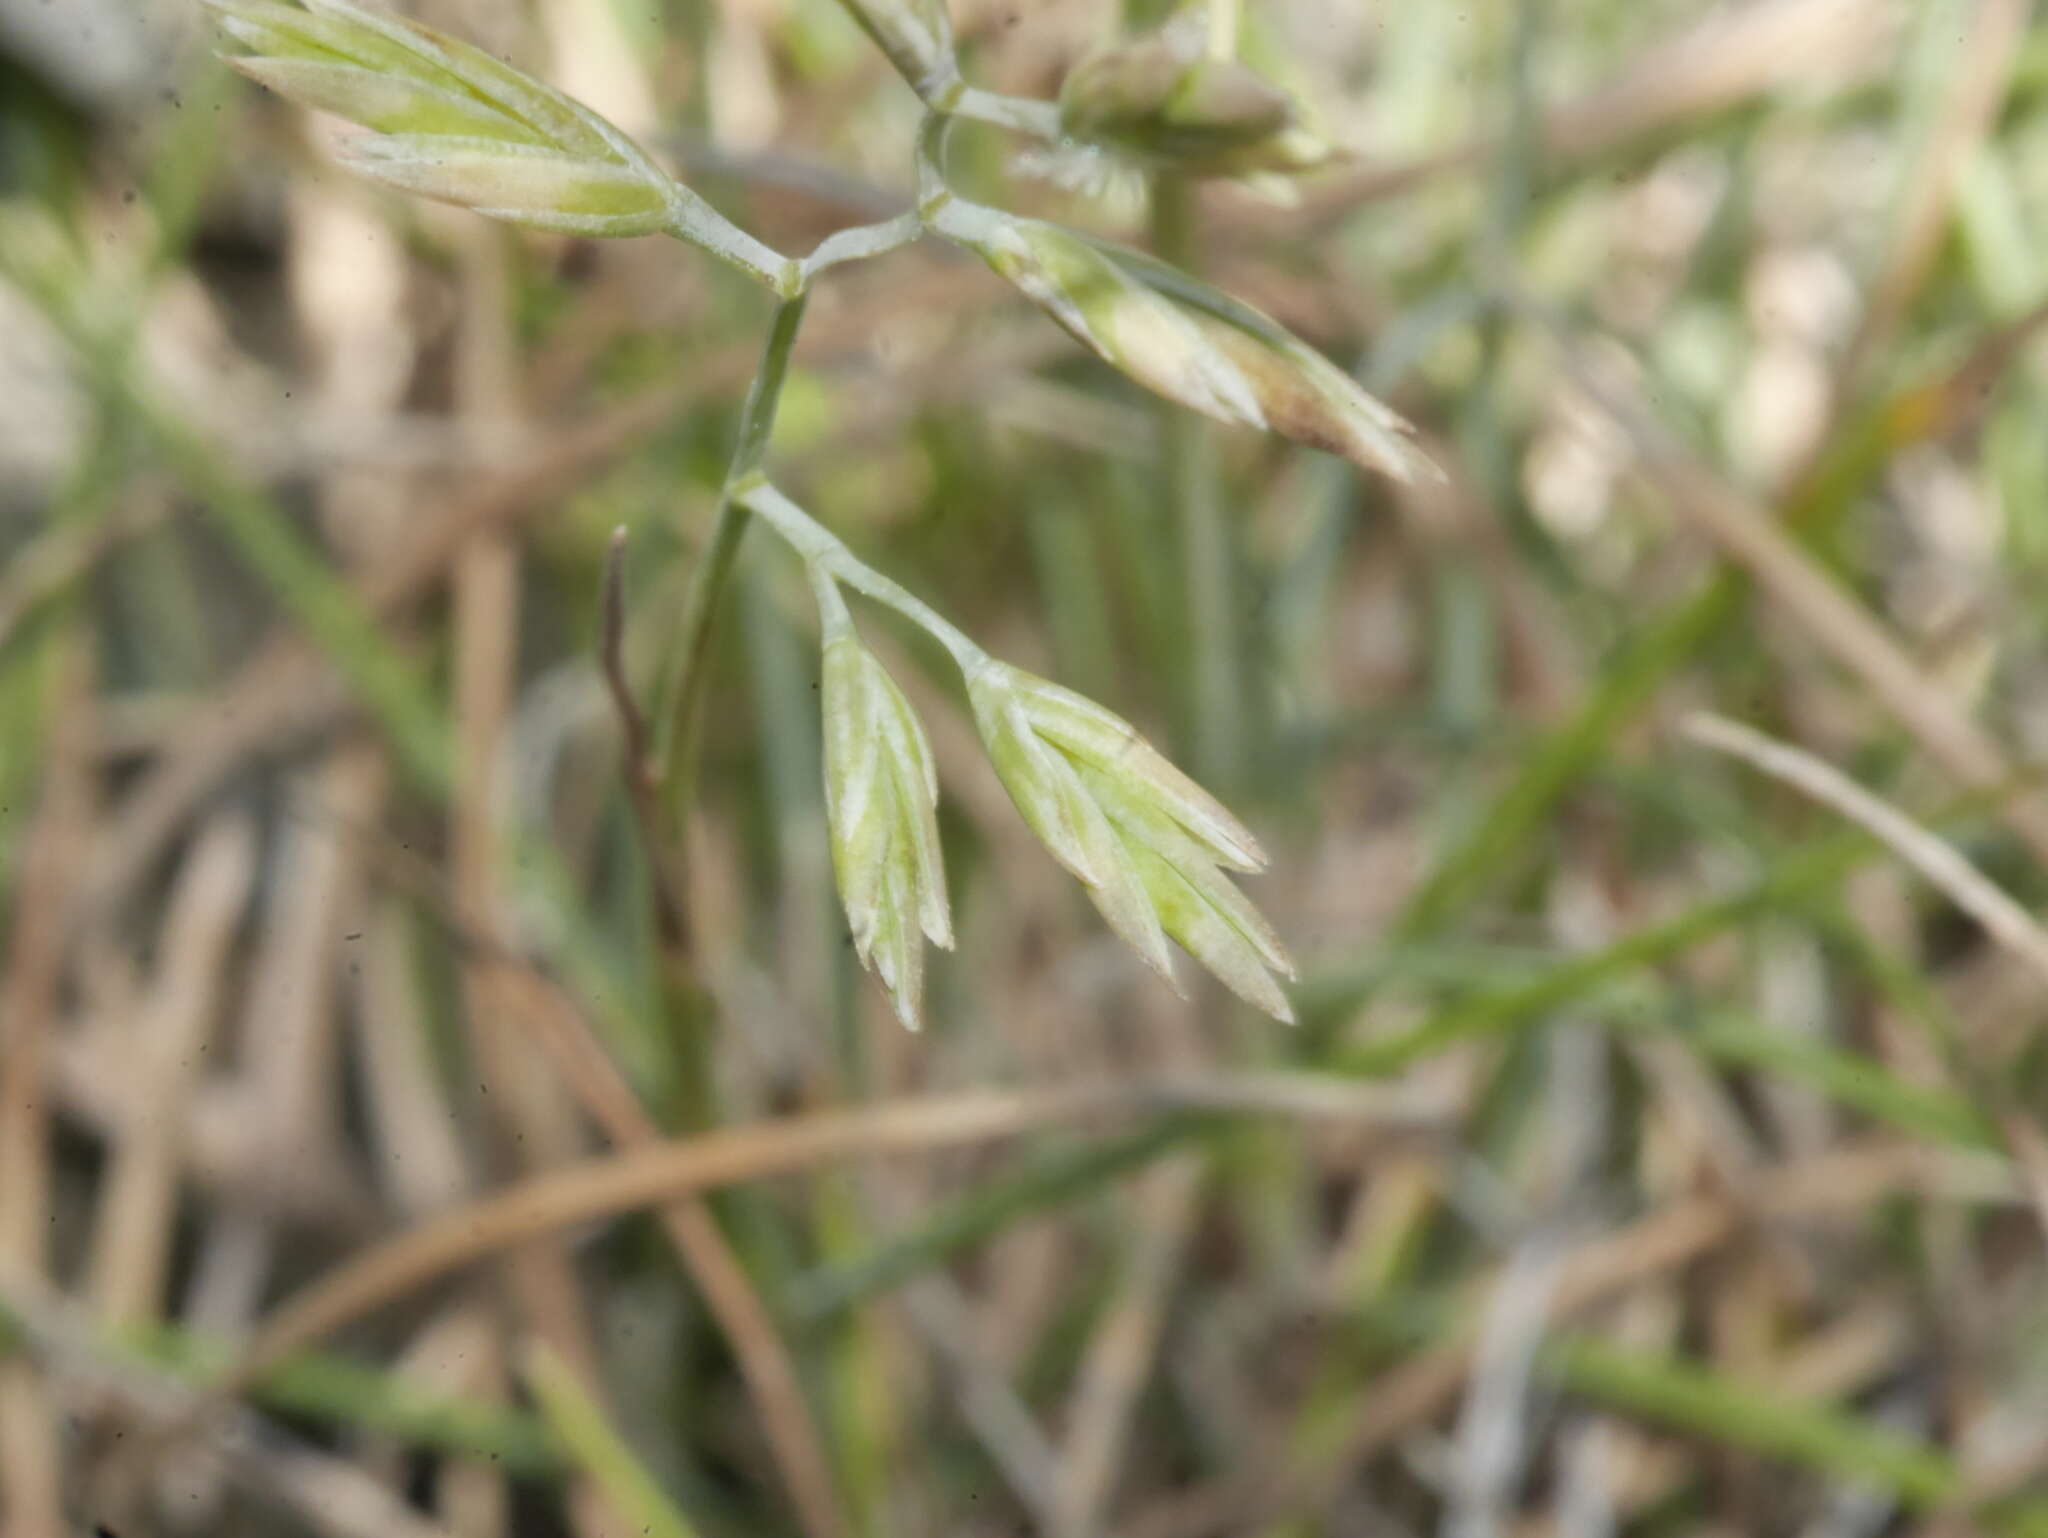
975, 219, 1266, 432
1003, 670, 1266, 871
967, 663, 1174, 982
205, 0, 684, 237
964, 214, 1434, 483
968, 661, 1294, 1019
1058, 22, 1331, 177
224, 56, 547, 143
1081, 765, 1296, 1022
208, 0, 634, 157
332, 137, 675, 237
1192, 315, 1442, 485
820, 593, 951, 1030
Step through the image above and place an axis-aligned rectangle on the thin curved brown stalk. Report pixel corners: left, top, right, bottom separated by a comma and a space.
210, 1077, 1444, 1406
0, 642, 94, 1538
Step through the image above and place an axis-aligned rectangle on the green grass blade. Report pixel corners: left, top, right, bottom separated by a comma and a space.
1670, 1009, 1994, 1149
786, 1119, 1199, 1323
1549, 1335, 2048, 1534
524, 1341, 702, 1538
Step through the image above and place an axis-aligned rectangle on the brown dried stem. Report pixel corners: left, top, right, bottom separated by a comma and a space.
205, 1076, 1443, 1404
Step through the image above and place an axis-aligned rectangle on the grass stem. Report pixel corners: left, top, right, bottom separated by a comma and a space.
658, 288, 813, 856
1151, 174, 1245, 788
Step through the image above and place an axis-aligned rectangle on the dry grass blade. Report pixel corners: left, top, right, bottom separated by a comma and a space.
1682, 710, 2048, 1238
213, 1077, 1441, 1400
1681, 714, 2048, 989
0, 1369, 61, 1538
891, 1270, 1065, 1523
352, 903, 474, 1217
0, 644, 93, 1538
426, 239, 620, 1535
186, 749, 385, 1346
88, 813, 256, 1329
1051, 1156, 1205, 1538
1444, 1238, 1571, 1537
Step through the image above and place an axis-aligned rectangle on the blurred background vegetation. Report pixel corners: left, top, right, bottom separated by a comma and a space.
6, 0, 2048, 1535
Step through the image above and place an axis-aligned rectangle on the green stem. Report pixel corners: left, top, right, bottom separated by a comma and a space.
802, 212, 925, 280
735, 297, 814, 471
0, 1302, 559, 1475
1547, 1337, 1974, 1520
1152, 174, 1244, 788
1206, 0, 1239, 58
949, 87, 1062, 139
737, 483, 989, 672
664, 207, 798, 297
524, 1342, 702, 1538
785, 1119, 1202, 1322
658, 289, 813, 829
914, 111, 956, 221
647, 291, 811, 1132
